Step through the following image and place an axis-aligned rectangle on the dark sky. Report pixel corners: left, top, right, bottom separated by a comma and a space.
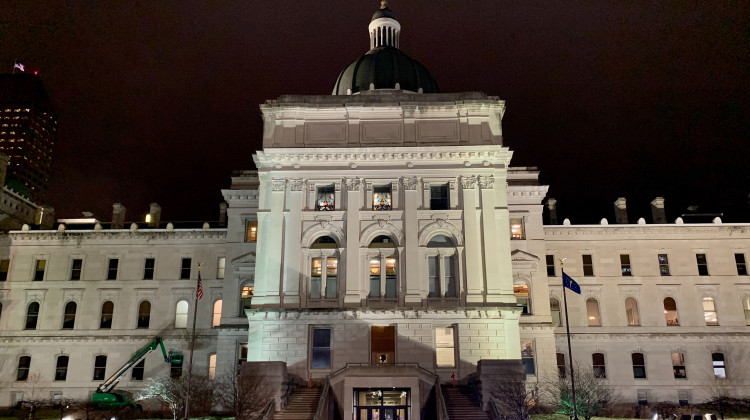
1, 1, 749, 224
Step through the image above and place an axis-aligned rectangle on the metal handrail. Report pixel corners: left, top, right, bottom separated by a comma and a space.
260, 399, 274, 420
281, 376, 296, 409
436, 379, 450, 420
312, 377, 330, 420
489, 399, 501, 420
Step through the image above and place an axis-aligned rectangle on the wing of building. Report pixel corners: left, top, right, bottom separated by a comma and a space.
0, 3, 748, 418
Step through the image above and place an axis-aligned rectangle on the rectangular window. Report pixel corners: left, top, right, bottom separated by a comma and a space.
736, 254, 748, 276
672, 352, 687, 379
17, 356, 31, 381
429, 184, 449, 210
311, 328, 332, 369
131, 360, 145, 381
696, 254, 709, 276
510, 218, 525, 240
143, 258, 155, 280
620, 254, 632, 276
34, 259, 46, 281
325, 257, 338, 299
556, 353, 566, 378
637, 390, 649, 406
0, 259, 9, 281
385, 258, 397, 298
70, 259, 82, 281
316, 185, 335, 211
521, 341, 535, 375
373, 185, 392, 210
514, 284, 530, 315
369, 259, 381, 298
678, 390, 691, 406
712, 353, 726, 379
658, 254, 670, 276
435, 327, 455, 368
217, 257, 226, 279
592, 353, 606, 378
245, 221, 257, 242
582, 254, 594, 276
546, 255, 555, 277
632, 353, 646, 379
93, 355, 107, 381
703, 298, 718, 326
310, 258, 322, 299
208, 354, 217, 380
180, 258, 191, 279
55, 356, 69, 381
237, 343, 248, 374
106, 259, 118, 280
428, 256, 440, 297
444, 256, 456, 298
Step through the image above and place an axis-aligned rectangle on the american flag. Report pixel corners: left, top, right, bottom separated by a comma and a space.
196, 272, 203, 300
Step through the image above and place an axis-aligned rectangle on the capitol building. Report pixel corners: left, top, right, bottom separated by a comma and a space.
0, 3, 748, 419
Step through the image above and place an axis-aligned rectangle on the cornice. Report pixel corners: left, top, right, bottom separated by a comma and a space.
508, 185, 550, 198
246, 307, 516, 321
545, 224, 750, 238
8, 229, 227, 242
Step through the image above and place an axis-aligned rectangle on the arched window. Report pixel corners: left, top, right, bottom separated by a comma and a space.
703, 297, 718, 325
17, 356, 31, 381
744, 296, 750, 325
632, 353, 646, 378
712, 353, 726, 379
100, 301, 114, 329
137, 301, 151, 329
310, 236, 339, 300
625, 297, 640, 326
550, 298, 561, 327
25, 302, 39, 330
212, 300, 222, 327
514, 283, 531, 315
427, 235, 454, 247
586, 298, 601, 327
664, 297, 679, 325
55, 356, 69, 381
241, 286, 254, 311
368, 236, 397, 299
426, 235, 457, 299
62, 302, 77, 329
175, 300, 188, 328
592, 353, 606, 378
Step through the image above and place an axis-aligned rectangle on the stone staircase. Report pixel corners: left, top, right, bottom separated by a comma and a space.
273, 386, 323, 420
441, 385, 491, 420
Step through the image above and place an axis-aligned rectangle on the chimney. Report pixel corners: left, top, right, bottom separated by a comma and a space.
546, 198, 558, 225
112, 203, 127, 229
219, 202, 228, 226
614, 197, 628, 224
651, 197, 666, 224
148, 203, 161, 228
0, 153, 9, 187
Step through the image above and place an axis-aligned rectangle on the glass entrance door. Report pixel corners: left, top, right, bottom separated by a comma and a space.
356, 407, 407, 420
354, 388, 409, 420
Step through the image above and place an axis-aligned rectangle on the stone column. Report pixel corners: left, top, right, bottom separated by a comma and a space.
254, 178, 285, 306
482, 175, 514, 304
460, 176, 484, 304
283, 179, 304, 306
344, 178, 363, 306
403, 176, 422, 305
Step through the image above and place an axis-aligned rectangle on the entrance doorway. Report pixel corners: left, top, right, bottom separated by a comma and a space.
354, 388, 409, 420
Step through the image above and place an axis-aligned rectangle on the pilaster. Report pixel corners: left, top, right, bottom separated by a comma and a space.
283, 179, 304, 306
460, 177, 484, 304
403, 177, 422, 304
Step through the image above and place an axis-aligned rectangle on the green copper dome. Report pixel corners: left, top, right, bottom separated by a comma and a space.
332, 47, 439, 95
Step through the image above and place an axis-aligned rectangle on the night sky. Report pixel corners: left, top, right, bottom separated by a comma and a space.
2, 1, 748, 224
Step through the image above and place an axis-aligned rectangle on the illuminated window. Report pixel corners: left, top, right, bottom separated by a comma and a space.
241, 286, 254, 311
592, 353, 606, 378
93, 355, 107, 381
175, 300, 188, 328
664, 297, 679, 326
217, 257, 226, 279
368, 236, 398, 299
557, 353, 566, 378
137, 301, 151, 329
672, 352, 686, 378
426, 235, 457, 299
429, 184, 449, 210
25, 302, 39, 330
521, 341, 535, 375
316, 185, 335, 211
100, 301, 114, 329
703, 297, 718, 325
212, 300, 222, 327
106, 258, 118, 280
510, 217, 525, 240
514, 283, 530, 315
131, 360, 145, 381
33, 259, 46, 281
546, 255, 555, 276
309, 236, 339, 300
632, 353, 646, 378
736, 254, 747, 275
180, 258, 191, 280
658, 254, 670, 276
62, 302, 76, 329
744, 296, 750, 325
625, 297, 640, 326
55, 356, 68, 381
371, 326, 395, 364
582, 254, 594, 276
435, 327, 455, 368
144, 258, 155, 280
620, 254, 632, 276
70, 258, 82, 280
311, 328, 332, 369
713, 353, 726, 379
208, 354, 217, 380
586, 298, 601, 327
696, 254, 709, 276
550, 298, 561, 327
245, 221, 257, 242
17, 356, 31, 381
373, 185, 392, 210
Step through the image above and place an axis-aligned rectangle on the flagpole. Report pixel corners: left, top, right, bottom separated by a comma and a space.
184, 263, 202, 419
559, 259, 579, 420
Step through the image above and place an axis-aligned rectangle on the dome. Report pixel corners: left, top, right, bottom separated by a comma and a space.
332, 47, 439, 95
371, 7, 397, 21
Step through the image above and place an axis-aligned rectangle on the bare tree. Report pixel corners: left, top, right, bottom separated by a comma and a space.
136, 374, 214, 420
541, 364, 618, 420
653, 401, 678, 420
489, 373, 536, 420
214, 369, 274, 420
699, 386, 750, 420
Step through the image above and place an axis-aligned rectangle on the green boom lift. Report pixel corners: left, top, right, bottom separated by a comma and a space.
92, 337, 182, 408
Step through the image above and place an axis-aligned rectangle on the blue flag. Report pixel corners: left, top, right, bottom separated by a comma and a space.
562, 272, 581, 294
